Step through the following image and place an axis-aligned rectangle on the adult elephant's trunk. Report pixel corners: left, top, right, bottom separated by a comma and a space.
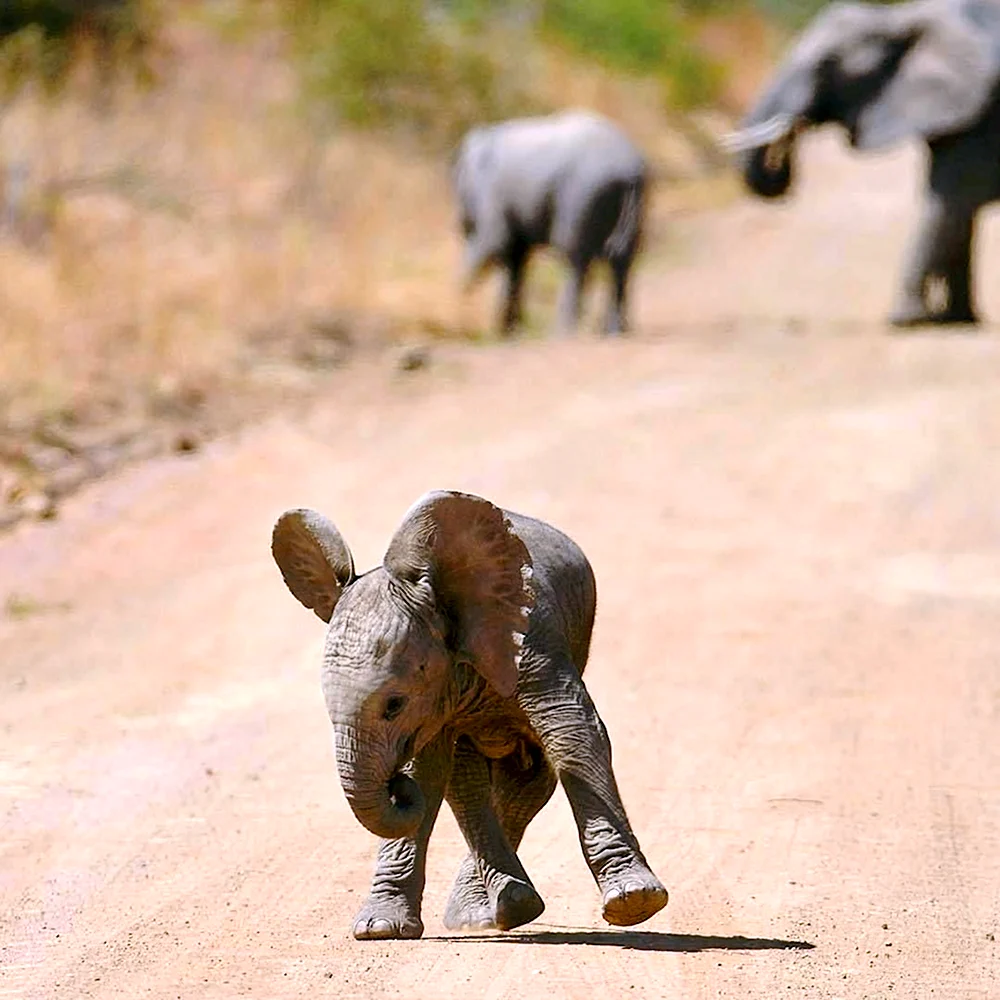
721, 76, 809, 201
333, 723, 425, 840
741, 137, 796, 200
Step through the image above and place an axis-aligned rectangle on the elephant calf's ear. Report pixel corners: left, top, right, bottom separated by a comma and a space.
384, 491, 534, 698
271, 508, 355, 623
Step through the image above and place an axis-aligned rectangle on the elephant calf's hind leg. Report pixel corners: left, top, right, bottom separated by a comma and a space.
444, 742, 556, 931
443, 738, 545, 932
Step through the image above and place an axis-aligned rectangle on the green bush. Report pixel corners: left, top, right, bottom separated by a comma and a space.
285, 0, 534, 146
543, 0, 674, 73
285, 0, 731, 142
541, 0, 723, 109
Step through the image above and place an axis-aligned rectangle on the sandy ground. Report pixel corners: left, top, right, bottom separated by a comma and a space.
2, 132, 999, 999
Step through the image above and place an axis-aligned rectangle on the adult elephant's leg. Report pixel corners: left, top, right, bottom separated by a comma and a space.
499, 240, 530, 336
443, 742, 556, 930
555, 257, 591, 336
922, 131, 996, 325
603, 177, 644, 336
352, 732, 452, 940
517, 653, 668, 927
442, 737, 545, 931
939, 208, 978, 324
892, 198, 979, 326
890, 193, 948, 327
605, 255, 634, 336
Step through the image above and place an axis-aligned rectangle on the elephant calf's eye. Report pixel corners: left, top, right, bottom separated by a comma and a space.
383, 695, 407, 722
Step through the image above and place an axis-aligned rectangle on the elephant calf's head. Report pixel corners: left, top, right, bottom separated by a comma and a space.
271, 491, 534, 841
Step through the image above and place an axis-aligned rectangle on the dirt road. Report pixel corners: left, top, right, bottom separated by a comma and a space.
2, 133, 999, 999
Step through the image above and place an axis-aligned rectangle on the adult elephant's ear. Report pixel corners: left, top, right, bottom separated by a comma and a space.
854, 5, 1000, 151
272, 509, 355, 623
384, 491, 534, 698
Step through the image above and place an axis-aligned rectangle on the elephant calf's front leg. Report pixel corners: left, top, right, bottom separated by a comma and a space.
353, 837, 430, 940
352, 735, 451, 940
521, 661, 668, 927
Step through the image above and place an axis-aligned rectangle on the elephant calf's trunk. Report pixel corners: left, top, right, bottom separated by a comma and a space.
344, 771, 426, 841
335, 732, 426, 840
383, 771, 425, 838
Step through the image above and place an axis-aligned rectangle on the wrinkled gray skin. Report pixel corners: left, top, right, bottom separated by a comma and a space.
730, 0, 1000, 327
272, 490, 667, 940
453, 110, 648, 337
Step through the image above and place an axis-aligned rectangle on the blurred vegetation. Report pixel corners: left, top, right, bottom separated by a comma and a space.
283, 0, 734, 146
0, 0, 160, 99
283, 0, 536, 147
540, 0, 724, 109
1, 0, 894, 147
280, 0, 925, 143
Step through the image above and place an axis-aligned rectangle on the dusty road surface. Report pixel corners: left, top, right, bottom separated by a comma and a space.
2, 133, 999, 998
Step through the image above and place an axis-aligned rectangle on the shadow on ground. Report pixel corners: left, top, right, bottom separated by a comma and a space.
429, 930, 816, 952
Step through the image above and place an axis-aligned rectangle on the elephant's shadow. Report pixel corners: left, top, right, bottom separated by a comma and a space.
429, 929, 815, 952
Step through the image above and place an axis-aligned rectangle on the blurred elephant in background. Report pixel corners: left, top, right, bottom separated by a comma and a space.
453, 110, 648, 336
725, 0, 1000, 327
272, 490, 667, 939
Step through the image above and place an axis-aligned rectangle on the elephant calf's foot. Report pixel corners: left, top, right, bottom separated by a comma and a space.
443, 877, 496, 931
600, 866, 668, 927
352, 893, 423, 940
492, 876, 545, 931
443, 872, 544, 932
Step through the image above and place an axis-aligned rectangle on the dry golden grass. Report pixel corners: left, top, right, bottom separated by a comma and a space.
0, 17, 477, 428
0, 6, 741, 436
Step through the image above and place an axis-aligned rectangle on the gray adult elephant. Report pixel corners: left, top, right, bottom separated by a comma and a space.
453, 110, 648, 336
271, 490, 667, 939
725, 0, 1000, 327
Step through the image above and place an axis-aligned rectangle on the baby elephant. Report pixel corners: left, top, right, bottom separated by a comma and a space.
453, 110, 648, 337
272, 490, 667, 939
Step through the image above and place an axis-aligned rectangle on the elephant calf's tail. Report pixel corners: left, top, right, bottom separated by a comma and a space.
604, 175, 645, 260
